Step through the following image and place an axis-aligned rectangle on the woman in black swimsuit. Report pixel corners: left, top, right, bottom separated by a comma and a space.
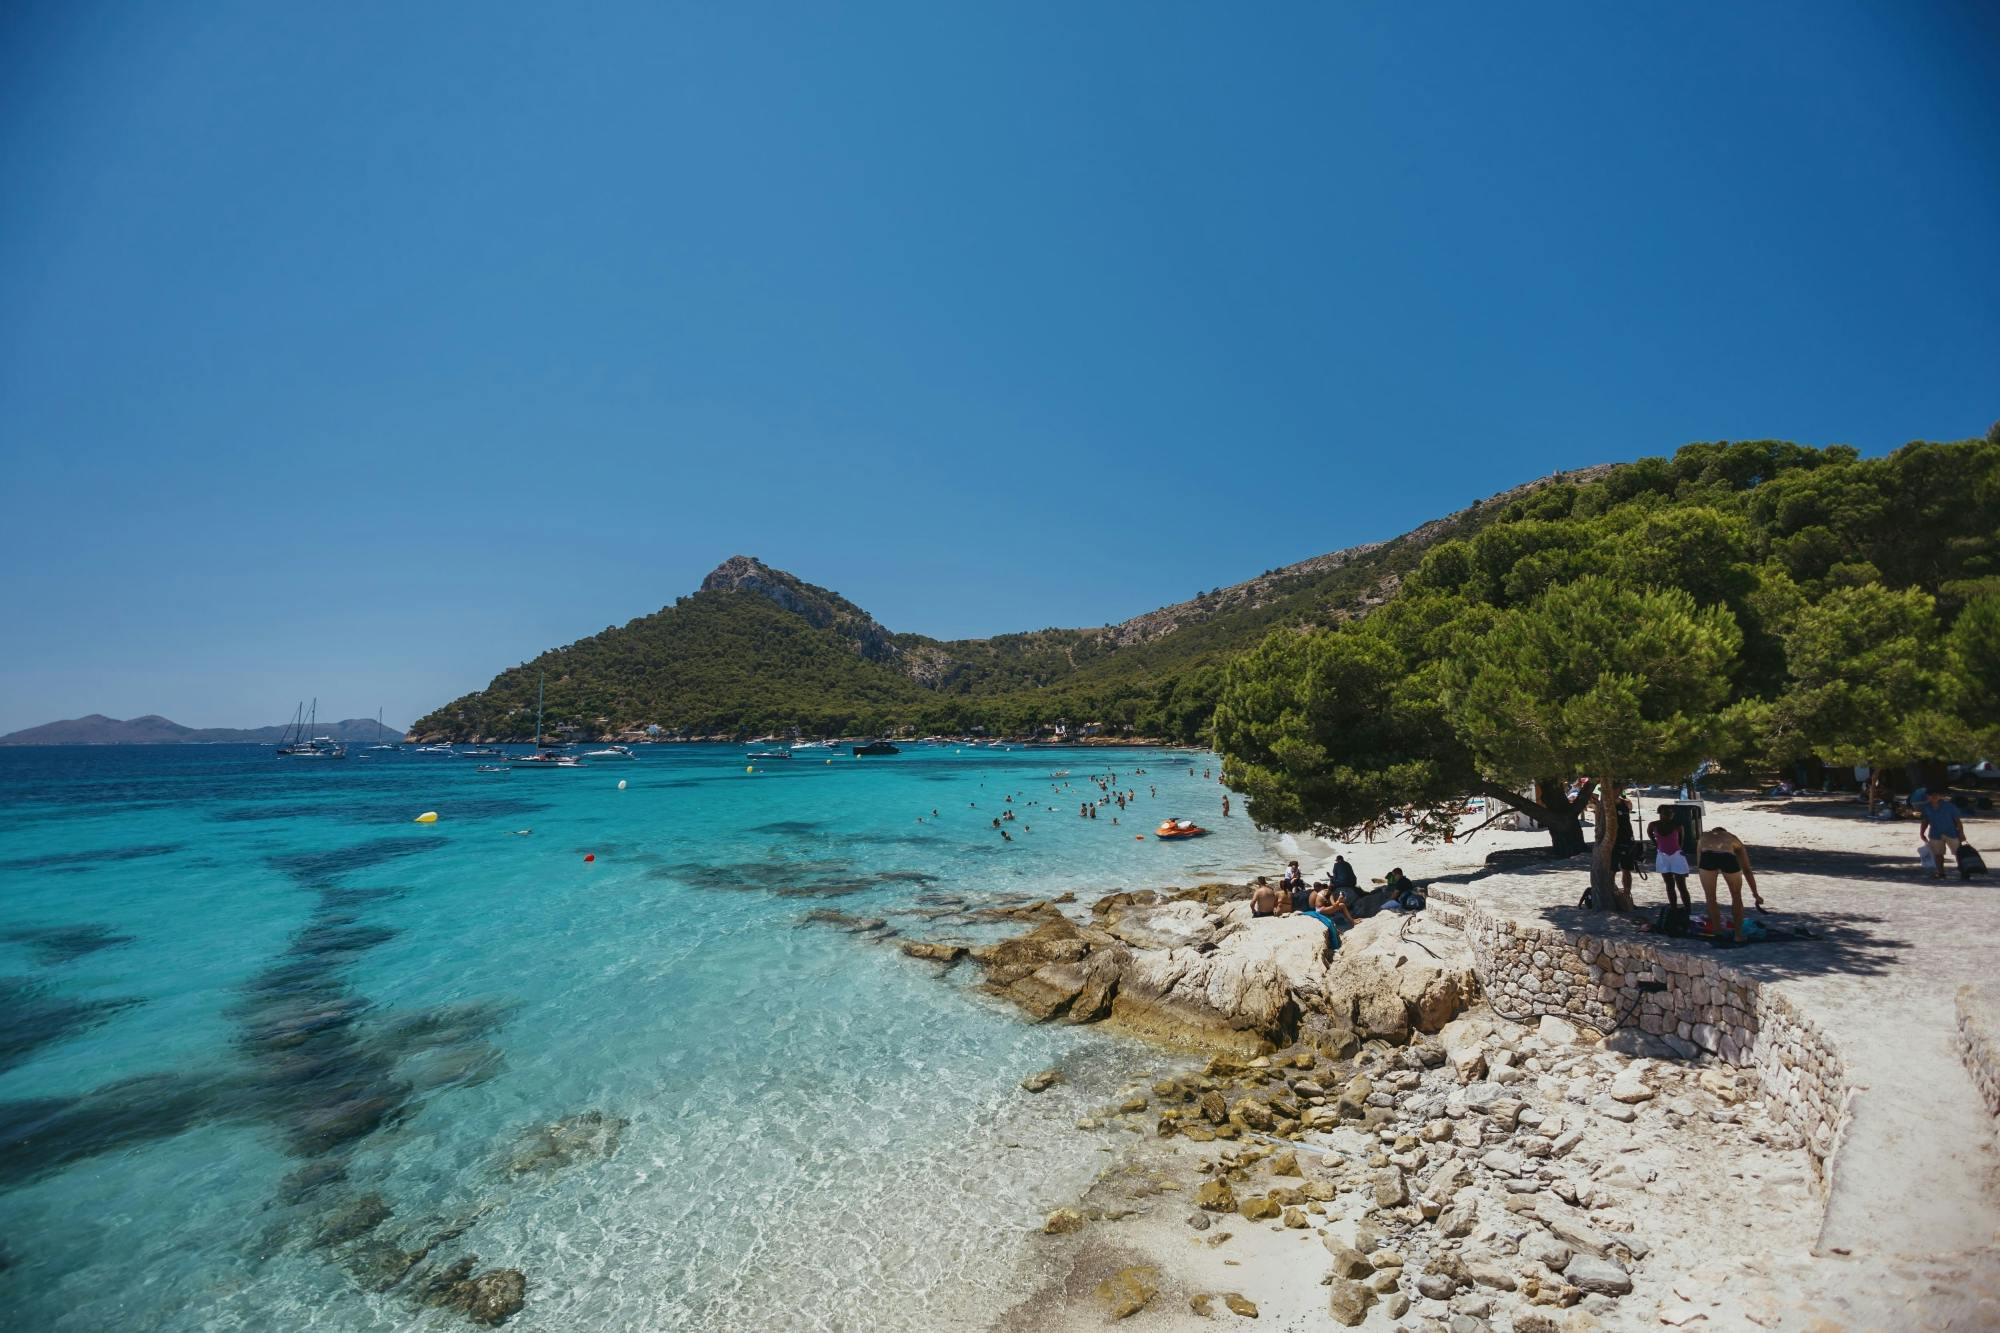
1695, 827, 1762, 940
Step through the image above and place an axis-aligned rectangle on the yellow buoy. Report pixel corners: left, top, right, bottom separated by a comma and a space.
745, 765, 754, 773
414, 811, 438, 824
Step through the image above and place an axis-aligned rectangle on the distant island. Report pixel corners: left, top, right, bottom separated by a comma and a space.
0, 714, 407, 746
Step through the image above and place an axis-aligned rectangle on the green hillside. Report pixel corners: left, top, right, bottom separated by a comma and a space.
410, 435, 1999, 745
407, 470, 1585, 742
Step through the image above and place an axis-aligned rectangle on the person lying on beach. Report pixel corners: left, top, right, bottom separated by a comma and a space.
1695, 827, 1762, 940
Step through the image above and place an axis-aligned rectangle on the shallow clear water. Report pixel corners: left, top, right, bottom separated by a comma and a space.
0, 743, 1268, 1331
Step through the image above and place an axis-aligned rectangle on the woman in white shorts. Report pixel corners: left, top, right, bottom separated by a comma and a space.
1648, 811, 1692, 909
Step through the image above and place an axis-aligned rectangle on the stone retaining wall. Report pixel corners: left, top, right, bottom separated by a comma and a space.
1958, 983, 2000, 1119
1430, 887, 1852, 1185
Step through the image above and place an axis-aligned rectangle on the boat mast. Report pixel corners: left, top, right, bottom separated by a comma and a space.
535, 672, 545, 749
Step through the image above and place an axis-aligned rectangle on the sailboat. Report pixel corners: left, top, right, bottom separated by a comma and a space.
276, 698, 347, 759
366, 708, 398, 750
511, 673, 583, 769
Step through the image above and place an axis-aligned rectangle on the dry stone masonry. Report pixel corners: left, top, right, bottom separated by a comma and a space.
1433, 886, 1852, 1184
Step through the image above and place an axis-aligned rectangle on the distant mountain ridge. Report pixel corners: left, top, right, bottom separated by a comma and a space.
410, 469, 1598, 742
0, 714, 407, 746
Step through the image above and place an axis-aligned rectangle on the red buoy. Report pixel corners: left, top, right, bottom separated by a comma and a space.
584, 853, 595, 862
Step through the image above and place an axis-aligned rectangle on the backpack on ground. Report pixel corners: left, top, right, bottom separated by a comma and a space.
1959, 842, 1989, 878
1654, 903, 1691, 936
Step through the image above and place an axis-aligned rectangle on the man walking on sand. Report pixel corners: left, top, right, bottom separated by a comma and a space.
1921, 789, 1967, 880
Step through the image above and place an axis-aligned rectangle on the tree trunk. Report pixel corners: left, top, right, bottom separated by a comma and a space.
1535, 778, 1590, 856
1470, 779, 1594, 857
1589, 777, 1629, 911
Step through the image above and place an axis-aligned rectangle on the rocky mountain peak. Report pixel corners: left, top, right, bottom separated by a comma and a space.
697, 555, 900, 663
699, 555, 780, 594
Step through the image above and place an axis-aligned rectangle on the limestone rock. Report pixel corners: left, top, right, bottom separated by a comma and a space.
1564, 1253, 1633, 1296
1093, 1265, 1160, 1319
1537, 1015, 1580, 1045
1326, 1243, 1373, 1279
1222, 1291, 1258, 1317
1107, 901, 1219, 951
899, 940, 967, 964
1196, 1179, 1237, 1212
1064, 949, 1125, 1024
1239, 1195, 1280, 1221
971, 917, 1087, 971
1043, 1207, 1087, 1234
1607, 1070, 1655, 1104
1326, 1277, 1375, 1326
1000, 961, 1090, 1022
1020, 1067, 1062, 1092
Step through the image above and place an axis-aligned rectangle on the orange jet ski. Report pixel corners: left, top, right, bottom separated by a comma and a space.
1154, 819, 1210, 840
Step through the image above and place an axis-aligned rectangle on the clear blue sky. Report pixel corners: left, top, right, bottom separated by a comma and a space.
3, 2, 1996, 733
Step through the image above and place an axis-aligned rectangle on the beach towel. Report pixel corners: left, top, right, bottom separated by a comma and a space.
1300, 910, 1342, 949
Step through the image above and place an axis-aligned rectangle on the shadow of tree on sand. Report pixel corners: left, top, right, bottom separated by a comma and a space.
1428, 849, 1917, 983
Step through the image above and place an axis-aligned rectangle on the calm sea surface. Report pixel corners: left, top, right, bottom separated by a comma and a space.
0, 742, 1271, 1331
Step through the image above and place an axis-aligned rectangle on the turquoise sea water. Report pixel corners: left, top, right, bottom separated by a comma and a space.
0, 743, 1271, 1331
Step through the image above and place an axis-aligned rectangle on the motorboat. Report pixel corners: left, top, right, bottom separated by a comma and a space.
852, 740, 901, 756
747, 750, 791, 760
512, 752, 582, 769
584, 745, 637, 760
1154, 819, 1210, 840
458, 746, 505, 758
415, 743, 456, 755
790, 740, 832, 751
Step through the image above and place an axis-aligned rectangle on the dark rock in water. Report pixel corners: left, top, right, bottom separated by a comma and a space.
401, 1042, 505, 1094
278, 1159, 348, 1205
286, 1089, 406, 1155
0, 976, 144, 1075
312, 1191, 393, 1248
342, 1236, 427, 1291
415, 1255, 480, 1305
414, 1255, 528, 1325
0, 1071, 217, 1189
463, 1268, 527, 1324
4, 923, 138, 967
505, 1110, 628, 1175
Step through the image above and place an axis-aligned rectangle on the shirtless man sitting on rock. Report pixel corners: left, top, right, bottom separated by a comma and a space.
1250, 877, 1286, 918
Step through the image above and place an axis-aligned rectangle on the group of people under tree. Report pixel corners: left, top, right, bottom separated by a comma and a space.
1596, 797, 1763, 942
1249, 855, 1423, 946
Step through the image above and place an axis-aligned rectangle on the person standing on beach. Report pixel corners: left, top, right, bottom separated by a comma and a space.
1920, 790, 1967, 880
1648, 809, 1691, 909
1695, 826, 1763, 940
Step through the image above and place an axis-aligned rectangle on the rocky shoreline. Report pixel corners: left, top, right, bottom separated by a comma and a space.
810, 871, 1830, 1331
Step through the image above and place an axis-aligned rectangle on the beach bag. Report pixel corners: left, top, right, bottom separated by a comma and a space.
1958, 842, 1988, 878
1654, 903, 1691, 937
